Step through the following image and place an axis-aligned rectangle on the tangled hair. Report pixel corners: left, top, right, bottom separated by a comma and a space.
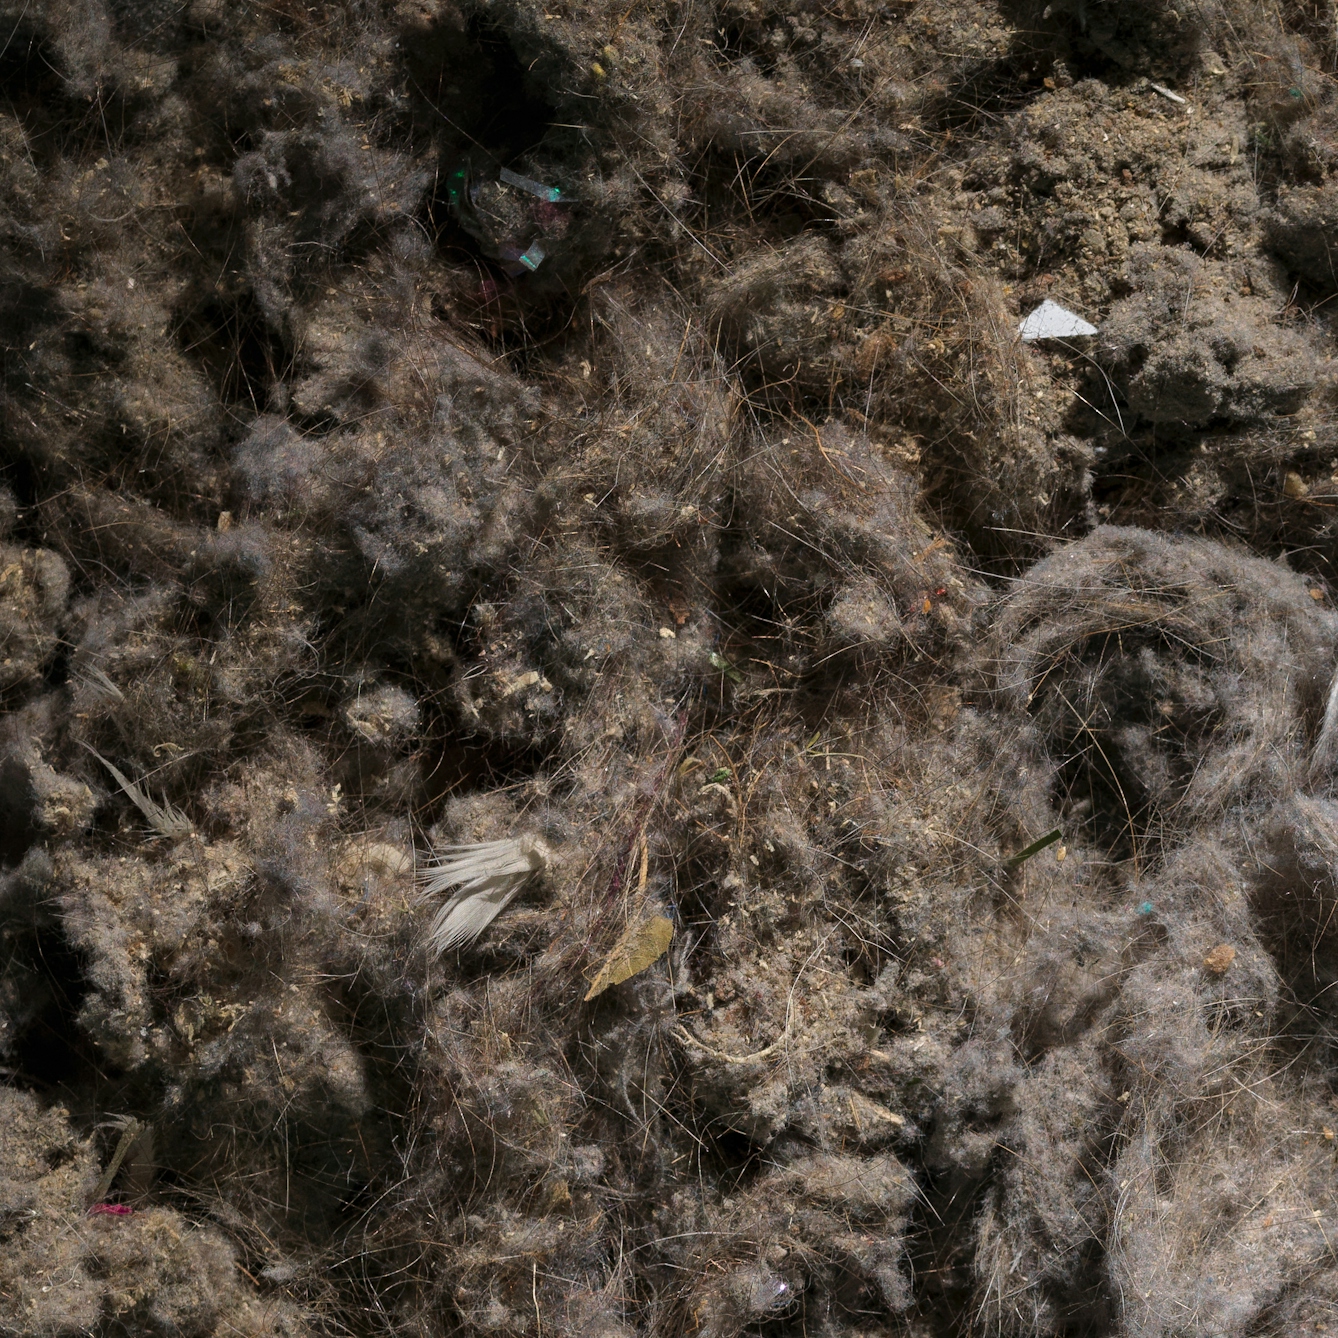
983, 526, 1338, 859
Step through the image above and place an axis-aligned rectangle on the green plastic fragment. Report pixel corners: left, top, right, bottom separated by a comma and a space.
1004, 827, 1062, 868
708, 652, 742, 684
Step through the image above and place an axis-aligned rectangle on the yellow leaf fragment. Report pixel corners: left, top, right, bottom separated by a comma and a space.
584, 916, 674, 1000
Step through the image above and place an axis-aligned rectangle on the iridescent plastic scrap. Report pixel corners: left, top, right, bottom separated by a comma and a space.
499, 166, 563, 203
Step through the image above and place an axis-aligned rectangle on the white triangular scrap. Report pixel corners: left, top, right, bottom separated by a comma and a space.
1018, 299, 1098, 341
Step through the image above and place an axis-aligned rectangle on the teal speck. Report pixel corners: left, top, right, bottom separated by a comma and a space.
1138, 901, 1154, 916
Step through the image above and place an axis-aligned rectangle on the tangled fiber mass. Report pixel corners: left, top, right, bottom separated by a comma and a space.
3, 0, 1338, 1335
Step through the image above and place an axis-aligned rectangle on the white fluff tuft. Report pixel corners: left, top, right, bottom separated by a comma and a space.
417, 834, 550, 955
1314, 665, 1338, 779
74, 662, 124, 703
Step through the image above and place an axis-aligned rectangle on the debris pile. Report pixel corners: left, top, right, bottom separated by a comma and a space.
1, 0, 1338, 1335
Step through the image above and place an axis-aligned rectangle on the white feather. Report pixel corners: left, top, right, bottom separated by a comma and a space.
83, 744, 193, 840
417, 835, 550, 954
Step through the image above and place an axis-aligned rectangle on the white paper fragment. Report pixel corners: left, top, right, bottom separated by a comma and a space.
1018, 299, 1098, 341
